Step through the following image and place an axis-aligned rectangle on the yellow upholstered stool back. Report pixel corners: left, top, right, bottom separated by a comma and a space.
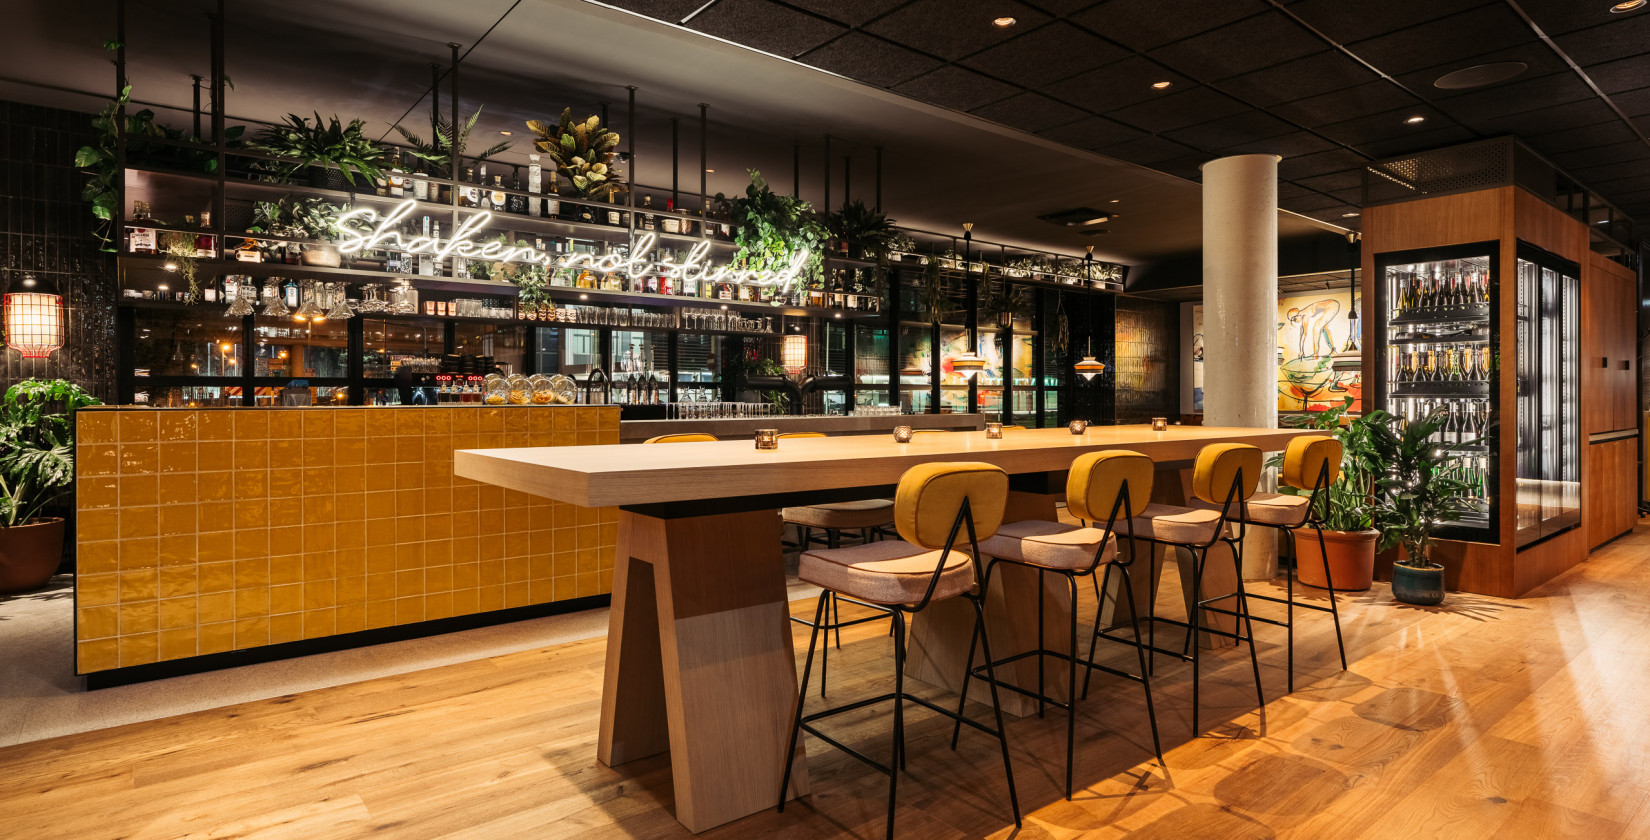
1000, 425, 1026, 430
894, 462, 1007, 550
910, 428, 949, 435
1281, 435, 1341, 492
1191, 443, 1262, 505
1066, 450, 1154, 523
643, 433, 718, 444
778, 432, 827, 439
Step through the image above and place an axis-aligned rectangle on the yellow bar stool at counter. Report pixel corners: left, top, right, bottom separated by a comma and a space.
778, 462, 1020, 840
643, 432, 719, 443
777, 431, 898, 698
958, 450, 1162, 799
1186, 434, 1348, 692
1113, 442, 1266, 737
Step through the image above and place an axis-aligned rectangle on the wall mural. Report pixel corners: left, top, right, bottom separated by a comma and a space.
1188, 289, 1361, 415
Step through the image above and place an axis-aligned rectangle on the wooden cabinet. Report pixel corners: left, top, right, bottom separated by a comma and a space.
1584, 253, 1638, 435
1585, 437, 1639, 549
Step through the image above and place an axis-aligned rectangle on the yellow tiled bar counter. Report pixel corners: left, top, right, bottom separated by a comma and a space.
73, 405, 620, 678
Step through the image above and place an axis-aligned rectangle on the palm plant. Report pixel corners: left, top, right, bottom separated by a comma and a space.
0, 381, 100, 528
251, 112, 390, 185
392, 105, 511, 179
1366, 407, 1481, 566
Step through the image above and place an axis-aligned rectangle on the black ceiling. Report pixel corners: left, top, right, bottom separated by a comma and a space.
596, 0, 1650, 230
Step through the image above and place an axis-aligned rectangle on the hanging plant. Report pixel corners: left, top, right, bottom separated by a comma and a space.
917, 257, 949, 325
525, 109, 625, 201
158, 231, 200, 303
1052, 293, 1070, 355
250, 113, 390, 186
392, 105, 511, 179
715, 170, 828, 292
980, 276, 1031, 330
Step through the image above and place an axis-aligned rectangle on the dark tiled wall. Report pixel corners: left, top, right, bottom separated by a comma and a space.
1112, 295, 1179, 425
0, 100, 117, 401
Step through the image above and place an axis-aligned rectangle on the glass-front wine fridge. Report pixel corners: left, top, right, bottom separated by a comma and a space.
1373, 241, 1580, 547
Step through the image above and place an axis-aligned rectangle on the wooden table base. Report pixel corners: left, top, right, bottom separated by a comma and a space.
597, 508, 808, 833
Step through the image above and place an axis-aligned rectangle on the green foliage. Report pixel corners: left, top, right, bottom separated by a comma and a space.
826, 200, 898, 260
1267, 397, 1380, 532
158, 231, 201, 303
392, 105, 511, 179
526, 109, 624, 200
980, 275, 1031, 328
251, 113, 390, 186
0, 381, 100, 527
247, 195, 344, 241
1365, 408, 1481, 565
715, 171, 827, 291
917, 257, 951, 325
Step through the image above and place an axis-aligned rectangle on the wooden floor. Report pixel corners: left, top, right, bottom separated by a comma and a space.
4, 525, 1650, 839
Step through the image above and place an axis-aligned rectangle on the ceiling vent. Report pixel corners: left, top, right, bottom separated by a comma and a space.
1037, 207, 1115, 227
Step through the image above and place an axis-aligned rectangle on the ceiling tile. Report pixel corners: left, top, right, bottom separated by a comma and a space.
1069, 0, 1270, 52
1043, 56, 1194, 112
1285, 0, 1499, 46
1217, 130, 1342, 157
1161, 109, 1298, 150
1525, 121, 1642, 155
1351, 125, 1477, 158
1552, 13, 1650, 67
1294, 169, 1364, 192
1269, 81, 1422, 126
1328, 188, 1363, 205
1279, 148, 1371, 179
1019, 0, 1105, 13
1581, 54, 1650, 96
1036, 115, 1149, 149
1277, 182, 1317, 200
596, 0, 708, 23
1546, 140, 1650, 171
1284, 193, 1352, 212
781, 0, 904, 27
892, 65, 1021, 111
1518, 0, 1636, 36
1432, 72, 1598, 124
1315, 105, 1452, 147
800, 33, 943, 87
1097, 134, 1207, 166
865, 0, 1052, 60
1614, 86, 1650, 117
961, 22, 1131, 87
970, 92, 1091, 132
688, 0, 847, 58
1465, 98, 1620, 137
1105, 86, 1249, 133
1146, 12, 1325, 82
1215, 52, 1380, 108
1345, 5, 1538, 78
1569, 167, 1650, 193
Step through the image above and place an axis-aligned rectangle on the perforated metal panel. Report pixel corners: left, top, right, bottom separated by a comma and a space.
1363, 137, 1514, 206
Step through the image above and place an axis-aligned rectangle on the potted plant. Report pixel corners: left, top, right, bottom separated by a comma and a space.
1367, 407, 1481, 605
1268, 397, 1380, 591
980, 276, 1031, 331
251, 112, 390, 189
715, 170, 828, 304
525, 109, 625, 204
247, 196, 346, 266
0, 380, 100, 594
393, 105, 512, 181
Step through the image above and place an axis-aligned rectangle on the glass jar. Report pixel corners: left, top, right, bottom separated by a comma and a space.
483, 374, 508, 406
506, 374, 533, 406
530, 373, 557, 405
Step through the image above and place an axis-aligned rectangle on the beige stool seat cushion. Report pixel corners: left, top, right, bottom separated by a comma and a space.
1189, 491, 1310, 528
782, 499, 896, 530
980, 519, 1118, 571
800, 540, 974, 606
1129, 503, 1226, 546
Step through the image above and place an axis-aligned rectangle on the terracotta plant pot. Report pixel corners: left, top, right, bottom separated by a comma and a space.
0, 517, 66, 594
1291, 527, 1377, 592
1392, 561, 1446, 606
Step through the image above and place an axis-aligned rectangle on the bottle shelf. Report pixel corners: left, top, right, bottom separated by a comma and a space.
1389, 305, 1491, 326
1387, 334, 1490, 345
1390, 382, 1492, 397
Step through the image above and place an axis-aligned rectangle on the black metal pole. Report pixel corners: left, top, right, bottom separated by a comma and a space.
823, 134, 831, 214
698, 103, 708, 214
1001, 243, 1011, 425
448, 42, 460, 220
625, 86, 636, 213
210, 3, 225, 241
191, 75, 202, 139
429, 63, 441, 129
671, 117, 679, 209
965, 227, 978, 415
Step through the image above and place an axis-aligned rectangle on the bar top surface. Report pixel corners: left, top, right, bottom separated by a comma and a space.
454, 425, 1316, 508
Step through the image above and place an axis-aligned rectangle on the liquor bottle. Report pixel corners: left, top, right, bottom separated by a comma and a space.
389, 162, 405, 198
222, 274, 239, 304
412, 156, 429, 201
506, 169, 527, 215
283, 277, 300, 309
490, 175, 507, 212
460, 167, 479, 208
527, 153, 543, 216
478, 163, 488, 188
545, 172, 560, 219
432, 222, 444, 276
663, 199, 681, 234
641, 195, 655, 231
129, 200, 158, 254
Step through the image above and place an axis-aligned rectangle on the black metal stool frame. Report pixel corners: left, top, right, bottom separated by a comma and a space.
949, 485, 1164, 800
787, 524, 895, 698
777, 498, 1021, 840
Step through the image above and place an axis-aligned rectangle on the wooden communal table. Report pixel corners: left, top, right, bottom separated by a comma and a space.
455, 424, 1311, 833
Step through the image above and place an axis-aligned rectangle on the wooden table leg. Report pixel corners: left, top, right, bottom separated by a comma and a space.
1155, 466, 1238, 649
596, 508, 808, 833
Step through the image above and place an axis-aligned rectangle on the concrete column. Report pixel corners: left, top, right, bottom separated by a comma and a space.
1201, 154, 1280, 579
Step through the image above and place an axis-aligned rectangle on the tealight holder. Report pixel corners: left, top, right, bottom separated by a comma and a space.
1151, 417, 1168, 432
1068, 420, 1088, 435
985, 422, 1003, 439
893, 425, 914, 443
754, 429, 779, 450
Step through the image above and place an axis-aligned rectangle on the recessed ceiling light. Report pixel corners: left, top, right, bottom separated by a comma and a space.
1151, 81, 1172, 89
1405, 115, 1427, 124
993, 16, 1016, 27
499, 130, 512, 135
1342, 212, 1361, 218
1110, 199, 1120, 203
1611, 0, 1645, 12
705, 168, 714, 173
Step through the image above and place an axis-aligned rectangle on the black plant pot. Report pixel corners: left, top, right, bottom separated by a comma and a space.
1391, 562, 1445, 606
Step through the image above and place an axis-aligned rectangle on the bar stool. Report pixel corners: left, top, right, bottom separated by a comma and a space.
778, 432, 898, 697
642, 432, 718, 443
957, 450, 1162, 799
1000, 425, 1026, 430
1189, 435, 1347, 692
778, 462, 1020, 840
1098, 442, 1265, 737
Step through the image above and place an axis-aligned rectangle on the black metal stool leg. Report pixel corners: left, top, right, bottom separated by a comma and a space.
1191, 545, 1205, 736
778, 593, 828, 813
886, 609, 906, 840
1037, 576, 1046, 719
950, 563, 991, 749
1317, 523, 1348, 671
1232, 540, 1265, 715
1064, 573, 1079, 799
971, 594, 1022, 829
1118, 562, 1163, 762
1287, 528, 1296, 693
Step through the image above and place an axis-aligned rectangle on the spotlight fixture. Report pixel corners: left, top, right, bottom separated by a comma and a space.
1342, 211, 1361, 218
705, 168, 714, 173
993, 16, 1016, 27
1405, 115, 1427, 124
1611, 0, 1645, 12
1151, 81, 1172, 89
499, 130, 513, 135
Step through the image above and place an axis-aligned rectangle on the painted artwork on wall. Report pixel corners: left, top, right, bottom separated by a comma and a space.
1191, 304, 1204, 412
1277, 290, 1361, 412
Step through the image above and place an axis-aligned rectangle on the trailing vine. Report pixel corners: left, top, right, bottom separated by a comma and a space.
715, 170, 827, 292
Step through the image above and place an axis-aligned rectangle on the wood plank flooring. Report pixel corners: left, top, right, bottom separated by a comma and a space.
3, 524, 1648, 839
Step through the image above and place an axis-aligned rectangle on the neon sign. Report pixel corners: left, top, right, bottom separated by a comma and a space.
335, 199, 809, 294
